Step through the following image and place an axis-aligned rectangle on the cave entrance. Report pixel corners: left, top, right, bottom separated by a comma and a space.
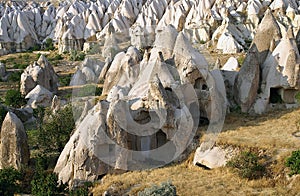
156, 130, 167, 148
269, 88, 283, 103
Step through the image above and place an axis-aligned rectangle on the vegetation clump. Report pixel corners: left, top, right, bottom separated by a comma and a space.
227, 151, 266, 180
37, 105, 75, 154
5, 89, 26, 108
138, 181, 177, 196
0, 167, 22, 196
286, 150, 300, 176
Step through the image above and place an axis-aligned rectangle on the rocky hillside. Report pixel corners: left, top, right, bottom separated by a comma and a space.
0, 0, 300, 195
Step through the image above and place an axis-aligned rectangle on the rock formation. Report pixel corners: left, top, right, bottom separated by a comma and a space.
0, 0, 298, 54
232, 10, 300, 113
54, 25, 227, 187
0, 112, 30, 170
25, 85, 54, 109
20, 55, 58, 95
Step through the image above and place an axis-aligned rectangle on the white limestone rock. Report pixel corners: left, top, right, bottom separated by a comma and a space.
222, 57, 239, 71
25, 85, 54, 109
20, 55, 58, 95
0, 112, 30, 170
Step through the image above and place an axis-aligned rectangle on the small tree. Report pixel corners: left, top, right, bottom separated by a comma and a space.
37, 105, 75, 153
0, 167, 22, 196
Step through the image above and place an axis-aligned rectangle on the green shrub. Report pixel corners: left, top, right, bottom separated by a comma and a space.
59, 74, 72, 87
31, 156, 66, 196
52, 54, 63, 61
69, 182, 92, 196
286, 150, 300, 176
0, 167, 22, 196
8, 71, 22, 82
227, 151, 266, 180
237, 56, 245, 65
37, 105, 75, 153
69, 50, 86, 61
44, 38, 55, 51
296, 92, 300, 103
138, 181, 177, 196
28, 44, 41, 52
5, 89, 26, 108
13, 63, 28, 69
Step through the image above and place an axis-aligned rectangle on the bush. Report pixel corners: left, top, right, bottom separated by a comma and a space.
69, 50, 86, 61
31, 156, 66, 196
37, 105, 75, 153
69, 182, 92, 196
138, 182, 177, 196
52, 54, 63, 61
227, 151, 266, 180
44, 38, 55, 51
13, 63, 28, 69
8, 71, 22, 82
5, 89, 26, 108
0, 167, 22, 196
286, 150, 300, 176
59, 74, 72, 87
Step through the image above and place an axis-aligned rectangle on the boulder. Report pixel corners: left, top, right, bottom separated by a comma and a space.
216, 32, 243, 54
193, 146, 229, 169
25, 85, 54, 108
222, 57, 239, 71
0, 112, 30, 170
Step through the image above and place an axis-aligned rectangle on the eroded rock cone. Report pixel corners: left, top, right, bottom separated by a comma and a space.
20, 55, 58, 95
0, 112, 30, 170
234, 9, 282, 112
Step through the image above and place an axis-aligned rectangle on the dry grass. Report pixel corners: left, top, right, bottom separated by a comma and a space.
93, 108, 300, 196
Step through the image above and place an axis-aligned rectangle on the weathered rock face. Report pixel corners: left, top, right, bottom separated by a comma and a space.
54, 101, 111, 187
0, 112, 30, 170
102, 46, 141, 95
55, 25, 227, 187
20, 55, 58, 95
